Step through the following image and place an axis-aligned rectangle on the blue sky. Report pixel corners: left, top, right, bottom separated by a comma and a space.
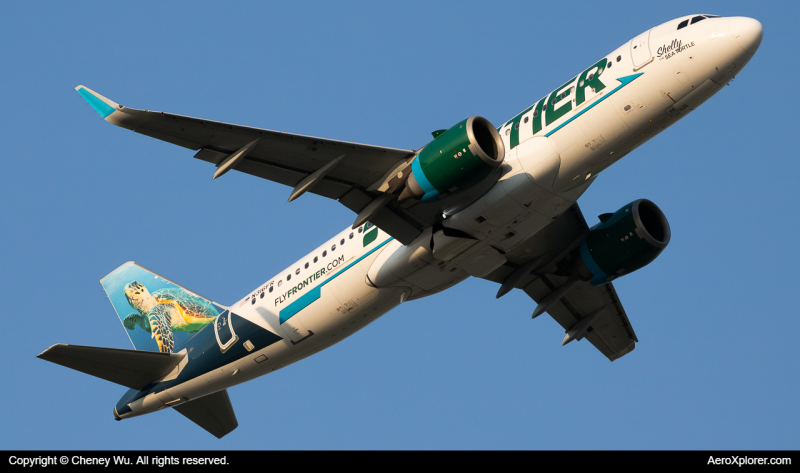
2, 1, 797, 449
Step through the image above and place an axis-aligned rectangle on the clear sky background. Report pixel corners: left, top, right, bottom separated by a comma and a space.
2, 1, 797, 450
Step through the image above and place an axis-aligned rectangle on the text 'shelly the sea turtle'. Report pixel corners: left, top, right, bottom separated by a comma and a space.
123, 281, 218, 353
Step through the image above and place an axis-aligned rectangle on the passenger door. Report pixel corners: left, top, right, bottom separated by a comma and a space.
630, 29, 652, 69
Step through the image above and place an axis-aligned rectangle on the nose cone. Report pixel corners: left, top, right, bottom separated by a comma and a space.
730, 17, 763, 55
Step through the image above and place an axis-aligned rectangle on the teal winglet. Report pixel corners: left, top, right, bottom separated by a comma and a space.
75, 85, 118, 119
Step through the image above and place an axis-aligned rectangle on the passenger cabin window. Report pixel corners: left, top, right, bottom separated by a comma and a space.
304, 262, 309, 269
295, 268, 300, 275
323, 251, 327, 257
287, 274, 291, 281
314, 256, 318, 263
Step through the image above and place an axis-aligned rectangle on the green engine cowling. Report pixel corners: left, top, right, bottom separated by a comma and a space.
400, 116, 504, 203
576, 199, 671, 286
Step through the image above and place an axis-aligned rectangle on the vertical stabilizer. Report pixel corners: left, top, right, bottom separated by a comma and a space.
101, 262, 226, 353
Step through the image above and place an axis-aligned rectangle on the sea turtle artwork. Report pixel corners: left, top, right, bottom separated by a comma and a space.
122, 280, 219, 353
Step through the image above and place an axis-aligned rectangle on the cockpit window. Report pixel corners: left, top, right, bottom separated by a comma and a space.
678, 15, 718, 30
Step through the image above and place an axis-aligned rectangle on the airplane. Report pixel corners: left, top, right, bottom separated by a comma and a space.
39, 14, 763, 438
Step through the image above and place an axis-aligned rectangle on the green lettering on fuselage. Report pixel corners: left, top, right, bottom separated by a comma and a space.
545, 76, 577, 126
506, 57, 613, 150
529, 97, 546, 137
509, 105, 534, 149
575, 58, 608, 106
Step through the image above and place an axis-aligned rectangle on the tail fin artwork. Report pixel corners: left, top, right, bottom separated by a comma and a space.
37, 262, 249, 438
101, 262, 225, 353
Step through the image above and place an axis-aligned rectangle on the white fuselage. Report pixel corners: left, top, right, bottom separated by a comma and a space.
122, 15, 761, 416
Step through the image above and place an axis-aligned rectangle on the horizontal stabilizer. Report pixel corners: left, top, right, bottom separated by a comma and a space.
174, 390, 238, 439
37, 344, 185, 390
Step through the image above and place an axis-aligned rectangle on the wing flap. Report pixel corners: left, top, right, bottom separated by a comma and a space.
233, 157, 355, 200
37, 344, 185, 390
173, 390, 238, 439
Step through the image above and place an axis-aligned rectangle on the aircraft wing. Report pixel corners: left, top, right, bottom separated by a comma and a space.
76, 86, 432, 244
479, 203, 638, 361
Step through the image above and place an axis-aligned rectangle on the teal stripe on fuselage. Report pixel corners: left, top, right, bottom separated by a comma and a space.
544, 73, 643, 138
279, 236, 394, 324
279, 285, 322, 323
77, 87, 116, 119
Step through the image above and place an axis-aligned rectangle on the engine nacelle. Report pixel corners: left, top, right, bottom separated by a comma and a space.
576, 199, 670, 286
400, 116, 504, 203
